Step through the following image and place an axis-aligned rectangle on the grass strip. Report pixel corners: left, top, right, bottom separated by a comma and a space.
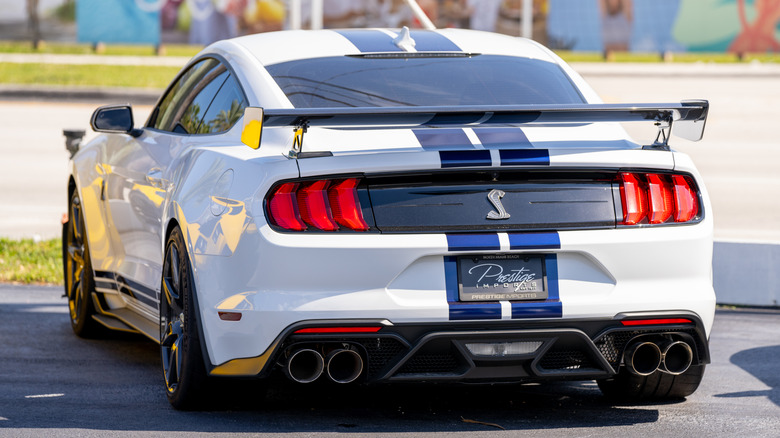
0, 238, 63, 285
0, 40, 202, 57
0, 62, 180, 88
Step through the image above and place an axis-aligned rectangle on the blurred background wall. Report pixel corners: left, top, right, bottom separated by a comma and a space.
1, 0, 779, 52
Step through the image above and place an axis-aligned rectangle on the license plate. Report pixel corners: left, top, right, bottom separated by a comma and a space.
457, 254, 547, 302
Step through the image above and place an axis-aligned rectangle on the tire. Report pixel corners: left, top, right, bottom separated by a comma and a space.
63, 190, 104, 338
160, 226, 211, 410
597, 365, 706, 402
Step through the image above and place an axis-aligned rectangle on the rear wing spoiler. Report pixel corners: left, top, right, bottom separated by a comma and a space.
239, 100, 708, 157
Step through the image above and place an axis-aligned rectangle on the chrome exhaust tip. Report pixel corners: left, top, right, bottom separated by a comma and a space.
624, 341, 663, 376
285, 348, 325, 383
326, 348, 364, 384
660, 341, 694, 375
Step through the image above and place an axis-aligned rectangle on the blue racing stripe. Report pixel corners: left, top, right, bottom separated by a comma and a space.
414, 128, 472, 150
511, 254, 562, 318
474, 128, 532, 149
439, 150, 491, 168
447, 233, 501, 252
507, 232, 560, 250
444, 256, 459, 302
499, 149, 550, 166
335, 29, 401, 52
444, 256, 502, 320
409, 30, 462, 51
336, 29, 463, 53
450, 303, 502, 320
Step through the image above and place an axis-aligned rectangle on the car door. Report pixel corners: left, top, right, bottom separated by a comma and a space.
100, 58, 230, 315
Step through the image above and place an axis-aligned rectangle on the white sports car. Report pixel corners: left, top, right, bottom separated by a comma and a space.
63, 28, 714, 410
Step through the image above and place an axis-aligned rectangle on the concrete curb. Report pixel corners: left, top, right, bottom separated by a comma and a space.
714, 241, 780, 307
0, 84, 161, 105
570, 62, 780, 77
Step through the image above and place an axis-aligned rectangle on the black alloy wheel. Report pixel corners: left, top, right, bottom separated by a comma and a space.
160, 226, 210, 410
63, 190, 103, 337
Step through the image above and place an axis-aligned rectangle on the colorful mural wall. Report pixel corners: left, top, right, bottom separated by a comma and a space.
70, 0, 780, 52
547, 0, 780, 53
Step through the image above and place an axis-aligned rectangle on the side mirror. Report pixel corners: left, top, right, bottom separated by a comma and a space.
90, 104, 139, 136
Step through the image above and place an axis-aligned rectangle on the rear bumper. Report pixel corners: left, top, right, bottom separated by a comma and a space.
210, 314, 710, 382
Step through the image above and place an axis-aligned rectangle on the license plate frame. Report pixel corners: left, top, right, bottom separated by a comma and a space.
457, 254, 547, 302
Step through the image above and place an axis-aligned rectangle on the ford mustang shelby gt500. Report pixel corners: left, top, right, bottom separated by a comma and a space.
64, 28, 714, 409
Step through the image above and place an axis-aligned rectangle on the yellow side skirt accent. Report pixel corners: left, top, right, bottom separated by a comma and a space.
209, 341, 279, 376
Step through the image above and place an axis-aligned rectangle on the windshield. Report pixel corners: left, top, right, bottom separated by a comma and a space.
266, 55, 585, 108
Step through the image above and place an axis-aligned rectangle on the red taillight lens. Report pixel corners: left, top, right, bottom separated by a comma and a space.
620, 173, 647, 225
328, 179, 369, 231
619, 172, 700, 226
297, 180, 339, 231
646, 174, 674, 224
672, 175, 699, 222
268, 183, 307, 231
267, 178, 370, 232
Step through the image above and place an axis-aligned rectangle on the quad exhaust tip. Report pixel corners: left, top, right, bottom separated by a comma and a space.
624, 339, 694, 376
660, 340, 693, 375
285, 348, 324, 383
285, 347, 364, 384
326, 348, 364, 384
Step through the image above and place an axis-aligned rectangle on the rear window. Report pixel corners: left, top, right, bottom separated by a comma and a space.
266, 55, 584, 108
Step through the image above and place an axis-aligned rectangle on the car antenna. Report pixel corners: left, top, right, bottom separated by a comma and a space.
393, 27, 416, 51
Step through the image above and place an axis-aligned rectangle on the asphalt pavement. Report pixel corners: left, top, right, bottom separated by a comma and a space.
0, 284, 778, 437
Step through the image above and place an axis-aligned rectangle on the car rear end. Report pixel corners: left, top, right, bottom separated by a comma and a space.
201, 29, 714, 398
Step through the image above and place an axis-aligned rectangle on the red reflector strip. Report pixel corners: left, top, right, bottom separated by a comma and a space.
218, 311, 242, 321
294, 326, 382, 334
621, 318, 693, 326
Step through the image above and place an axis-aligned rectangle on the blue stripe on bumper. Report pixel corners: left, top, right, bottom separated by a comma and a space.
444, 256, 502, 320
499, 149, 550, 166
446, 233, 501, 252
444, 242, 562, 321
511, 254, 562, 318
508, 232, 561, 250
439, 150, 492, 168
